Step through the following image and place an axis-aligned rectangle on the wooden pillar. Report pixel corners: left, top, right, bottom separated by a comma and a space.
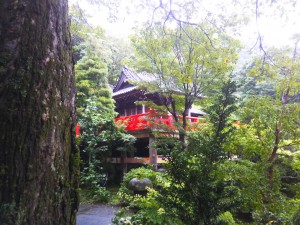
120, 151, 128, 178
149, 135, 157, 171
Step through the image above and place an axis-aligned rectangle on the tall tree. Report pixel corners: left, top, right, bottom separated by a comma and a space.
75, 53, 114, 116
227, 46, 300, 223
157, 80, 240, 225
246, 46, 300, 180
0, 1, 79, 225
129, 24, 239, 141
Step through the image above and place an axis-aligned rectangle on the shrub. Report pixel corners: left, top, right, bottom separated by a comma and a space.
117, 167, 168, 205
113, 187, 183, 225
92, 186, 110, 202
80, 162, 110, 202
112, 167, 182, 225
216, 211, 237, 225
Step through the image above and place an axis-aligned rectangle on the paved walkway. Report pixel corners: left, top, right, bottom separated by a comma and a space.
77, 204, 120, 225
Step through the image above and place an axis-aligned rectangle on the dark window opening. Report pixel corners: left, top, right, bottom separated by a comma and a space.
118, 108, 125, 117
134, 138, 149, 157
137, 105, 143, 114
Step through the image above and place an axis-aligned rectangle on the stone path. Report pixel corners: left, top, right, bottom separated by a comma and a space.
77, 204, 120, 225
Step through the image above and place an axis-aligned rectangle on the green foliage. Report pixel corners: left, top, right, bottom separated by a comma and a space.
69, 2, 132, 85
106, 37, 133, 85
233, 96, 300, 158
150, 80, 241, 225
111, 208, 133, 225
236, 68, 276, 104
293, 208, 300, 224
117, 167, 167, 205
217, 160, 264, 214
148, 79, 298, 224
71, 7, 135, 190
80, 162, 110, 202
204, 80, 238, 160
69, 3, 106, 64
77, 102, 115, 202
216, 211, 236, 225
113, 167, 183, 225
113, 189, 184, 225
127, 23, 240, 140
78, 99, 135, 195
229, 99, 300, 223
75, 54, 114, 117
68, 4, 300, 224
228, 46, 300, 223
75, 53, 135, 194
162, 144, 250, 225
69, 4, 104, 42
73, 22, 135, 197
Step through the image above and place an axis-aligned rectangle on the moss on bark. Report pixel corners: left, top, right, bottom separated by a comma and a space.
0, 0, 79, 224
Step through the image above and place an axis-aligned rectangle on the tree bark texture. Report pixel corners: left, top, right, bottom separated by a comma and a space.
0, 1, 79, 224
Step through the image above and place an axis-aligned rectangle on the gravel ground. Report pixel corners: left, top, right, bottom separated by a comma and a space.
76, 204, 120, 225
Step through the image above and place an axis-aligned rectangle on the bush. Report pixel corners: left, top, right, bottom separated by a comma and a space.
117, 167, 167, 205
216, 211, 237, 225
112, 167, 183, 225
113, 185, 183, 225
80, 186, 110, 203
293, 208, 300, 224
80, 162, 110, 202
92, 186, 111, 202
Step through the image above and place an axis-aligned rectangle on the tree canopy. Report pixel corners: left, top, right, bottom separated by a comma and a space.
126, 21, 240, 141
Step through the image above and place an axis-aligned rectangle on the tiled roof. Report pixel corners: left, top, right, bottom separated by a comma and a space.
122, 65, 155, 82
112, 86, 137, 97
190, 105, 206, 115
113, 65, 156, 95
113, 65, 202, 99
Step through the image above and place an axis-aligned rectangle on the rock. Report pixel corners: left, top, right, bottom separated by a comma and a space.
128, 178, 153, 191
157, 168, 165, 173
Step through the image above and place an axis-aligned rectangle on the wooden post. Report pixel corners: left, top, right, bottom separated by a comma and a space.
120, 151, 128, 179
149, 135, 157, 171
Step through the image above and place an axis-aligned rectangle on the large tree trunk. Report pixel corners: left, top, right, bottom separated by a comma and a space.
0, 1, 79, 225
268, 89, 289, 181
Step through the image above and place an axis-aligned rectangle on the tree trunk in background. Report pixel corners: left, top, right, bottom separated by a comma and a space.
0, 0, 79, 224
268, 89, 289, 181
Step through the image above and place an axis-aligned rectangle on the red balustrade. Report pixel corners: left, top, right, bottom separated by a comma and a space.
115, 112, 204, 132
76, 118, 240, 136
115, 113, 149, 131
76, 124, 80, 137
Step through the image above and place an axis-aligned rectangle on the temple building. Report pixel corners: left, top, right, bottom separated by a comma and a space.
110, 66, 205, 171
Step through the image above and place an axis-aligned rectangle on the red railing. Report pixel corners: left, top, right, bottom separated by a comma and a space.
76, 119, 241, 136
76, 124, 81, 137
115, 112, 204, 132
